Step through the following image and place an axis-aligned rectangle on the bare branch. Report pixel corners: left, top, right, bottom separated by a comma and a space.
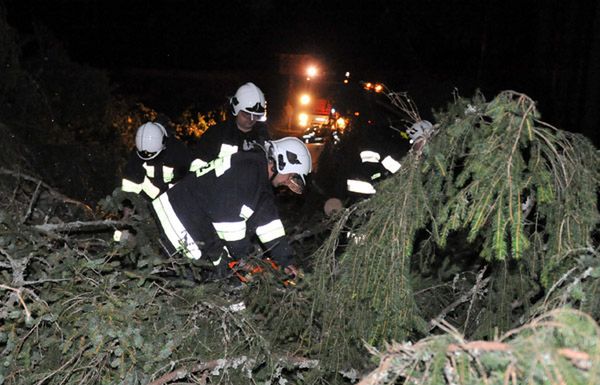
0, 167, 93, 213
428, 271, 490, 332
0, 283, 32, 322
33, 219, 130, 234
21, 180, 42, 224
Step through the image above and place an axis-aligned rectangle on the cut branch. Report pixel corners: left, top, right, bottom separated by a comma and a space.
33, 219, 130, 234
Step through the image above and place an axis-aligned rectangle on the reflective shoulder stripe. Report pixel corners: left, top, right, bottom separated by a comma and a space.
142, 162, 155, 178
142, 176, 161, 199
190, 158, 208, 173
218, 144, 239, 158
194, 153, 234, 177
381, 155, 402, 174
214, 154, 232, 177
122, 178, 143, 194
347, 179, 376, 194
239, 205, 254, 220
256, 219, 286, 243
152, 193, 202, 260
163, 166, 174, 183
360, 150, 381, 163
215, 154, 231, 176
213, 221, 246, 241
371, 172, 382, 180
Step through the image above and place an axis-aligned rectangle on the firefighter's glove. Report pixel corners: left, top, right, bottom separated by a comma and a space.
282, 264, 304, 287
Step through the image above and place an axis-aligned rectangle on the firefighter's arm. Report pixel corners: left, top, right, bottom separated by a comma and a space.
251, 192, 296, 268
189, 126, 220, 172
346, 150, 379, 196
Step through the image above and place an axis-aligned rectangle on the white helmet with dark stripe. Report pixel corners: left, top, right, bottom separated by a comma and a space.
266, 137, 312, 184
135, 122, 167, 160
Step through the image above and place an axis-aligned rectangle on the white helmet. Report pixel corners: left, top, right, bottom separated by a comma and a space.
266, 137, 312, 184
231, 82, 267, 121
135, 122, 167, 160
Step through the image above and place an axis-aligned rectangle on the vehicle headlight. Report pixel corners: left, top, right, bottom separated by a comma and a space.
298, 113, 309, 127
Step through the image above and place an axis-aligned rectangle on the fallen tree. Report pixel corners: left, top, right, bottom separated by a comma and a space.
306, 89, 600, 375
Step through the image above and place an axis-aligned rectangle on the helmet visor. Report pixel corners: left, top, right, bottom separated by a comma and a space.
137, 150, 158, 160
243, 102, 266, 121
249, 112, 266, 122
286, 173, 306, 194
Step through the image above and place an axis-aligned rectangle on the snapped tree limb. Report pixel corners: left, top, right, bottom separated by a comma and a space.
33, 219, 131, 234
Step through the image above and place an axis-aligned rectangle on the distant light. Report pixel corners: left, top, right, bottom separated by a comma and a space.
345, 71, 350, 78
354, 111, 360, 116
374, 84, 383, 93
298, 113, 309, 127
364, 82, 373, 90
343, 79, 349, 84
299, 94, 311, 105
306, 65, 318, 77
336, 117, 347, 129
331, 108, 336, 114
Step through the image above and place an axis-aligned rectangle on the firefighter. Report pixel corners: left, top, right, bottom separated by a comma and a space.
152, 137, 311, 279
190, 82, 270, 172
319, 119, 408, 214
114, 121, 192, 242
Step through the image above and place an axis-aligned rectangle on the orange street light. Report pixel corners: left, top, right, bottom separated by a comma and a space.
299, 93, 311, 105
306, 65, 318, 78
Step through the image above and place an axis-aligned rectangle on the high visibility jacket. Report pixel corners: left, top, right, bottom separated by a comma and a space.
317, 123, 408, 203
152, 151, 294, 267
189, 118, 270, 173
345, 149, 402, 196
121, 137, 192, 200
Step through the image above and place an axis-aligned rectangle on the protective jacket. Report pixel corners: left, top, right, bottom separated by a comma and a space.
318, 122, 408, 203
345, 147, 402, 197
121, 136, 192, 200
152, 150, 294, 268
190, 118, 270, 172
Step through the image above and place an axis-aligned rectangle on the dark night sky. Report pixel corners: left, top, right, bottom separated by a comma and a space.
4, 1, 541, 72
4, 1, 600, 144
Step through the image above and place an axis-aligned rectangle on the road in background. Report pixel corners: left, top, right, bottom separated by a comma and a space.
307, 143, 325, 172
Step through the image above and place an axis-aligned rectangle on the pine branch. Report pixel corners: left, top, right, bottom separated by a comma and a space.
146, 355, 318, 385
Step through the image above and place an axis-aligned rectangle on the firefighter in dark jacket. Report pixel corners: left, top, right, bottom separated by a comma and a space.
319, 120, 407, 216
121, 122, 191, 199
153, 137, 311, 277
190, 82, 270, 172
114, 122, 191, 242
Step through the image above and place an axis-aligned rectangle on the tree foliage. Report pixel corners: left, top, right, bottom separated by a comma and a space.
307, 90, 600, 371
357, 308, 600, 385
